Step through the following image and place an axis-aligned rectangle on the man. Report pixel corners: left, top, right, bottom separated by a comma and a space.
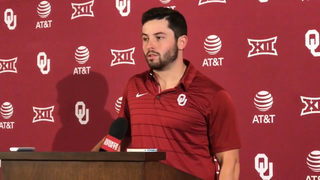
92, 7, 241, 180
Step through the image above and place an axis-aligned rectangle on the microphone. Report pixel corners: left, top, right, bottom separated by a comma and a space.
99, 117, 128, 152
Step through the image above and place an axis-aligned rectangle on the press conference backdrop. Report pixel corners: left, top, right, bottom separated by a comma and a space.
0, 0, 320, 179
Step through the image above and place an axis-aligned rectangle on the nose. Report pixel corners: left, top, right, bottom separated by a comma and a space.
145, 38, 155, 50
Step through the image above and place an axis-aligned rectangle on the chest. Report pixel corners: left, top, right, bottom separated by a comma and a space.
126, 83, 208, 133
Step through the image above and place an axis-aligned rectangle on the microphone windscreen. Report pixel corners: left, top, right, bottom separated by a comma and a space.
108, 117, 128, 140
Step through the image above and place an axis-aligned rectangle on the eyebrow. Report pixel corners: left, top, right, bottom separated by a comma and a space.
142, 32, 167, 36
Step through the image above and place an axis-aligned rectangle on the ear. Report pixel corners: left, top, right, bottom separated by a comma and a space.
177, 35, 188, 50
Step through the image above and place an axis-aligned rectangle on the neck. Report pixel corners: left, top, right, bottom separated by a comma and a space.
153, 57, 186, 89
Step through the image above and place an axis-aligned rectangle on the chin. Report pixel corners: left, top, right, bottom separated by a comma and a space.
147, 62, 158, 69
148, 58, 159, 63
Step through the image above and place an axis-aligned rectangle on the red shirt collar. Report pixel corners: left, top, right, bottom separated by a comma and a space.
148, 59, 197, 91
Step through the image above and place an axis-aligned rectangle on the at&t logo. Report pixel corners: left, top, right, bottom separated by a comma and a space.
252, 91, 275, 124
71, 0, 94, 20
115, 97, 122, 113
4, 8, 17, 30
0, 102, 15, 129
202, 35, 224, 67
247, 37, 277, 57
75, 101, 89, 125
74, 46, 91, 75
305, 30, 320, 57
0, 57, 18, 74
32, 106, 54, 123
116, 0, 130, 17
37, 52, 50, 74
255, 153, 273, 180
306, 150, 320, 180
36, 1, 52, 29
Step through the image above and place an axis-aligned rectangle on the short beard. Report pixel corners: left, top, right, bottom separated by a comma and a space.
145, 44, 178, 71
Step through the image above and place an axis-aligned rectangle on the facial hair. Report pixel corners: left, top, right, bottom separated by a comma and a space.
145, 44, 178, 71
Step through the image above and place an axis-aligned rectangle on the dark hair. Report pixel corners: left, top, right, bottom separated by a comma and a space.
142, 7, 187, 40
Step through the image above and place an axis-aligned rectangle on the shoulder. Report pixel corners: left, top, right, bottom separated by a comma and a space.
190, 71, 236, 110
191, 71, 225, 96
122, 70, 150, 97
126, 70, 150, 85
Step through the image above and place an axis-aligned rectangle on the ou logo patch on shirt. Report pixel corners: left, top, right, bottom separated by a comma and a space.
177, 94, 187, 106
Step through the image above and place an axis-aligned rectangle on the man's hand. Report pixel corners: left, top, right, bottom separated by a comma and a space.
91, 137, 122, 152
91, 138, 105, 152
215, 149, 240, 180
91, 136, 131, 152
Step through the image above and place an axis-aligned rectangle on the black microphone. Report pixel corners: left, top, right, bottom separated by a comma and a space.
99, 117, 128, 152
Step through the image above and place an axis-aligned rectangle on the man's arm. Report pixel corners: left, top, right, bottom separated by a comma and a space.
207, 90, 241, 180
215, 149, 240, 180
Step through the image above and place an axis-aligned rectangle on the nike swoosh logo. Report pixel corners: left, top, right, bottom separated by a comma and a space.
136, 93, 148, 97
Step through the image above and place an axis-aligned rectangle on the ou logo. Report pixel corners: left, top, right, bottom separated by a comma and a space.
75, 101, 89, 125
4, 8, 17, 30
305, 29, 320, 57
255, 153, 273, 180
177, 94, 187, 106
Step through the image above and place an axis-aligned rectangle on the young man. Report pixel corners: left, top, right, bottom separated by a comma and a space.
93, 7, 241, 180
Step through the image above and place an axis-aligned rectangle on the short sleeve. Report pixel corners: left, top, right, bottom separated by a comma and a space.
207, 90, 241, 154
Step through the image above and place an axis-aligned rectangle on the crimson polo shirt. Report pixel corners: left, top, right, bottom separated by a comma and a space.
118, 60, 241, 180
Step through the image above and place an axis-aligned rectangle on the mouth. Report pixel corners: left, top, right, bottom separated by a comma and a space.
147, 53, 158, 59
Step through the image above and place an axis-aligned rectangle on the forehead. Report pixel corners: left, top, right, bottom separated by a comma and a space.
142, 19, 172, 35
